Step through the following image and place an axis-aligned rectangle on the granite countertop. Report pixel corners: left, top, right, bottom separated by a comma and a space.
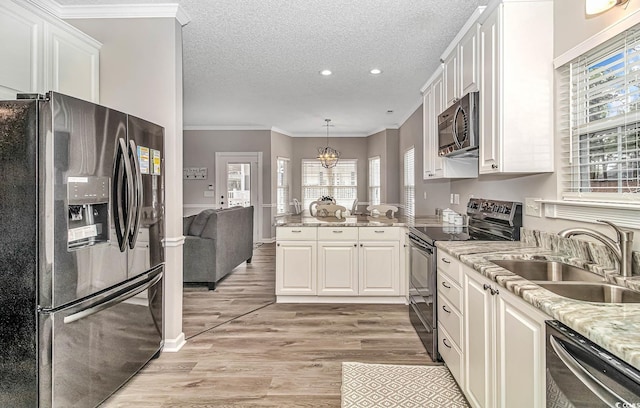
274, 214, 443, 227
435, 240, 640, 370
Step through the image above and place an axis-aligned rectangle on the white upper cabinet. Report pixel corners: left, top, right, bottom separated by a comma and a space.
0, 0, 100, 102
441, 8, 484, 110
45, 22, 100, 103
478, 0, 553, 174
459, 23, 480, 96
0, 0, 43, 100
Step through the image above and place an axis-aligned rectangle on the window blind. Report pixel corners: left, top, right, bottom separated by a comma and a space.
403, 147, 415, 217
301, 159, 357, 209
276, 158, 289, 214
368, 157, 381, 206
562, 28, 640, 200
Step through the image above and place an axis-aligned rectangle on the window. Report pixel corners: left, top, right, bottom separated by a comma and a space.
302, 159, 357, 209
562, 28, 640, 201
276, 157, 289, 214
403, 147, 415, 217
368, 156, 381, 206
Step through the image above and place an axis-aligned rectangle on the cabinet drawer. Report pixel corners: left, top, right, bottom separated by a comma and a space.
317, 227, 358, 241
437, 273, 462, 311
358, 227, 400, 241
276, 227, 317, 241
438, 324, 463, 388
437, 252, 462, 284
437, 294, 462, 350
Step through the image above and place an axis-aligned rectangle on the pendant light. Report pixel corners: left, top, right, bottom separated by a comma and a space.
317, 118, 340, 169
585, 0, 629, 15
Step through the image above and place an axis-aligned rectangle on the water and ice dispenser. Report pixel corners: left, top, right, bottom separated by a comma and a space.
67, 176, 110, 249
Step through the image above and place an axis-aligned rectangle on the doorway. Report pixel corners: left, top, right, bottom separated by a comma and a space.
215, 152, 262, 243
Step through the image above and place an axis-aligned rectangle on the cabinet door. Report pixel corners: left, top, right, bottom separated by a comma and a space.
276, 241, 317, 295
464, 270, 493, 408
0, 0, 43, 99
443, 48, 458, 108
478, 6, 500, 174
459, 23, 479, 95
45, 22, 100, 102
318, 242, 358, 296
422, 87, 435, 179
495, 291, 547, 408
359, 242, 399, 296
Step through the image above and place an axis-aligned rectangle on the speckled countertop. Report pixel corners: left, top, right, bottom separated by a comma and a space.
274, 214, 443, 227
435, 240, 640, 370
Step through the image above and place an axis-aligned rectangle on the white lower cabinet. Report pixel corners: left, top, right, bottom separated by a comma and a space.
463, 264, 548, 408
318, 241, 358, 295
276, 226, 403, 301
276, 227, 317, 295
359, 241, 400, 296
436, 254, 548, 408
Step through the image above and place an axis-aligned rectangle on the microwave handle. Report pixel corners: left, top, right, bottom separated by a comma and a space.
453, 105, 463, 148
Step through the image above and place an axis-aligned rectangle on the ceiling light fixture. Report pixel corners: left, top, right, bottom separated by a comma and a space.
370, 68, 383, 75
320, 69, 333, 76
317, 119, 340, 169
586, 0, 629, 15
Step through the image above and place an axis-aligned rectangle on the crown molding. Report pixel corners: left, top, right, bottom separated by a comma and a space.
184, 125, 272, 131
270, 126, 294, 137
27, 0, 191, 26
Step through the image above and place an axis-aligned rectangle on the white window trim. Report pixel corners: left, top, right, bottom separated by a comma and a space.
276, 157, 290, 215
544, 18, 640, 229
403, 146, 415, 218
368, 156, 381, 206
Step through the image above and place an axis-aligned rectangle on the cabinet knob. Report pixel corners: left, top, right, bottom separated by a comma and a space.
360, 244, 363, 247
491, 164, 498, 169
277, 243, 280, 247
491, 288, 499, 296
483, 283, 491, 291
354, 244, 357, 247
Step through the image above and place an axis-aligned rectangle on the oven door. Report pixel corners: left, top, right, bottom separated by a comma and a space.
408, 234, 438, 360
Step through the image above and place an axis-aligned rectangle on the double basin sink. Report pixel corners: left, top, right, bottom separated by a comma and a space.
491, 259, 640, 303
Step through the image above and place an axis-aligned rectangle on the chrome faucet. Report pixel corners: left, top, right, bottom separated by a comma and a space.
558, 220, 634, 277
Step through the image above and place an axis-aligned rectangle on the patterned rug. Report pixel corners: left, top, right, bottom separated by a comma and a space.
341, 362, 469, 408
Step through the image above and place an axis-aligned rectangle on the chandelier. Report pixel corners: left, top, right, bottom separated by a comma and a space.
317, 118, 340, 168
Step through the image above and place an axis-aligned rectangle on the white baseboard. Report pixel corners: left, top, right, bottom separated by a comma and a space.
276, 296, 407, 304
163, 332, 186, 352
260, 237, 275, 244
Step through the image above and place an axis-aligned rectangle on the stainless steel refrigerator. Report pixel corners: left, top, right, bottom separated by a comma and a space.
0, 92, 165, 407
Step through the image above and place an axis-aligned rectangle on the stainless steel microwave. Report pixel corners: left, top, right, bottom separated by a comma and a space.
437, 92, 479, 157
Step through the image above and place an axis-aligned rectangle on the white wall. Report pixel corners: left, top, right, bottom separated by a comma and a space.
69, 17, 186, 349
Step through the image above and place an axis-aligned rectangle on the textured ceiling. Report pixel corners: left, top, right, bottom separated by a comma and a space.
56, 0, 489, 136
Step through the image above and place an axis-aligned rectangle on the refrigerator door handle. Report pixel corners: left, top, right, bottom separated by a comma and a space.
112, 138, 134, 252
127, 139, 143, 249
549, 334, 629, 406
63, 270, 162, 324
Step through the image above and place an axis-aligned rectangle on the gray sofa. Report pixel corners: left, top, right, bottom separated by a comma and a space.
183, 206, 254, 290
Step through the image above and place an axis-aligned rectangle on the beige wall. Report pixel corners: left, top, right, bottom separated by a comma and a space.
366, 129, 400, 206
182, 129, 272, 240
69, 17, 186, 347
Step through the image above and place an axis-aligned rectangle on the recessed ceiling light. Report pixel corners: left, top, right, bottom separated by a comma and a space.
370, 68, 383, 75
320, 69, 333, 76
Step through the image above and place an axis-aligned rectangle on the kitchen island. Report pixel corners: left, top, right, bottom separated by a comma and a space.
274, 214, 437, 304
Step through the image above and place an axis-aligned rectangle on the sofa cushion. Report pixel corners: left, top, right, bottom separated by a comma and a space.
188, 209, 217, 236
183, 215, 196, 235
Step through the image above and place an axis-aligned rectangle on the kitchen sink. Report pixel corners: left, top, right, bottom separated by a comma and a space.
491, 259, 606, 282
536, 282, 640, 303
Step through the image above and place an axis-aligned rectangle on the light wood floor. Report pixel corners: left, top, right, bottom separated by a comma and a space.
101, 243, 433, 407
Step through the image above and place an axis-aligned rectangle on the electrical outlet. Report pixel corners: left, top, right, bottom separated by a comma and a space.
454, 194, 460, 204
423, 191, 427, 199
450, 193, 454, 204
525, 197, 542, 217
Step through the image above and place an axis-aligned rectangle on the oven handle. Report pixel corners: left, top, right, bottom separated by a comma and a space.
549, 334, 628, 407
408, 234, 434, 254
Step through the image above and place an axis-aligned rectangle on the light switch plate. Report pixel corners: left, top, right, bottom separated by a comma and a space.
525, 197, 542, 217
